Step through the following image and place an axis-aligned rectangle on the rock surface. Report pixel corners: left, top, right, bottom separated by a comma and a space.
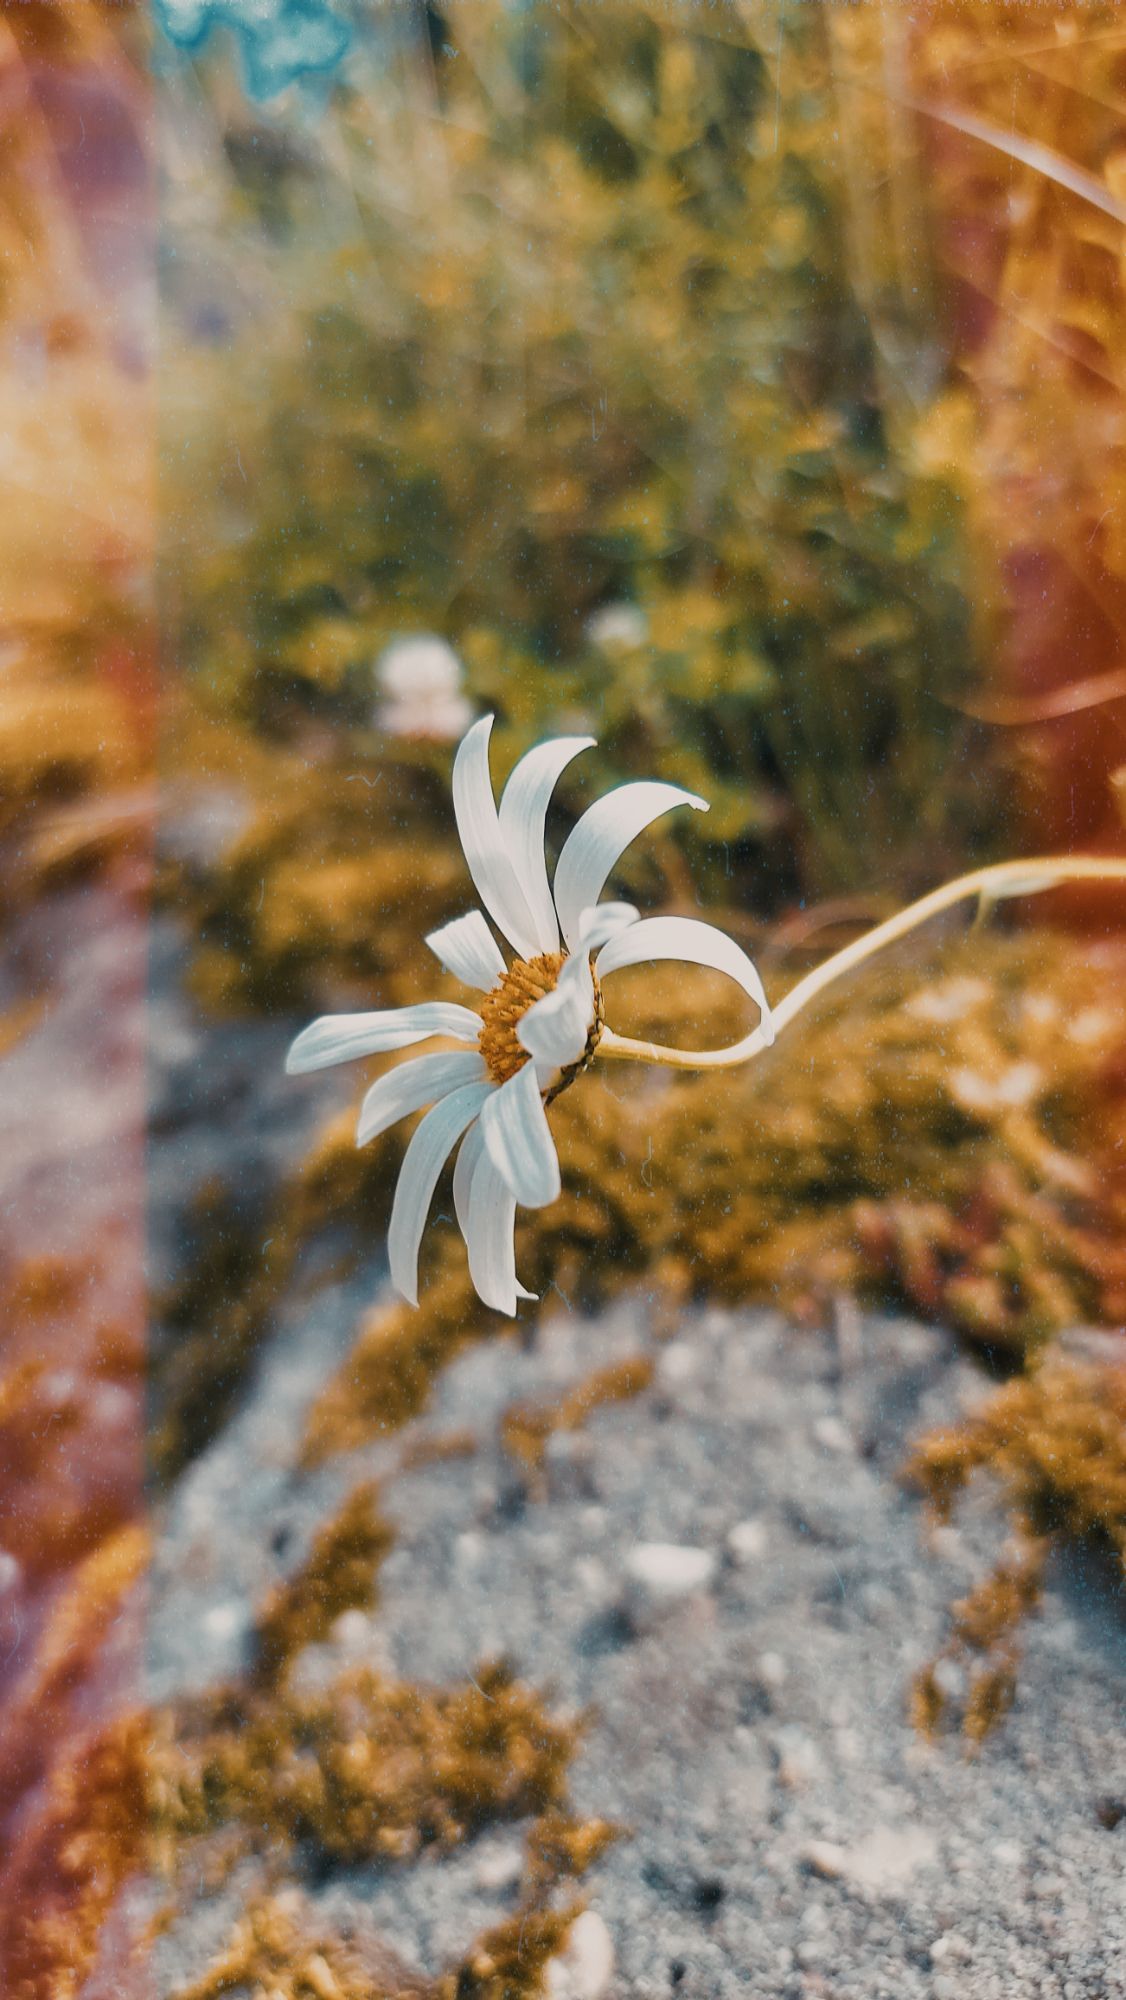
149, 1293, 1126, 1999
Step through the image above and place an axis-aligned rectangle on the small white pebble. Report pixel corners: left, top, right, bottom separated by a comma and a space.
813, 1415, 851, 1453
801, 1841, 846, 1881
772, 1726, 821, 1788
699, 1308, 732, 1339
992, 1839, 1023, 1867
758, 1651, 788, 1688
624, 1542, 716, 1601
796, 1937, 827, 1968
930, 1655, 965, 1699
202, 1601, 248, 1641
842, 1825, 938, 1890
932, 1933, 972, 1963
474, 1843, 524, 1892
727, 1519, 768, 1563
544, 1911, 615, 2000
331, 1609, 371, 1651
658, 1342, 697, 1386
455, 1532, 484, 1569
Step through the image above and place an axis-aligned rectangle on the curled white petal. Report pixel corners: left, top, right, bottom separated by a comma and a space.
452, 716, 539, 958
356, 1049, 488, 1148
387, 1081, 493, 1306
497, 735, 595, 953
517, 971, 591, 1073
552, 781, 708, 949
287, 1003, 482, 1074
479, 1059, 561, 1209
425, 910, 506, 992
596, 915, 774, 1045
517, 902, 638, 1072
576, 901, 639, 952
453, 1122, 536, 1315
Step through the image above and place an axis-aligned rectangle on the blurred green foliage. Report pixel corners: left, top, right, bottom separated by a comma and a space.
165, 0, 988, 901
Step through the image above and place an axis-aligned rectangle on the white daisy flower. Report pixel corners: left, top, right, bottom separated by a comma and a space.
585, 602, 648, 651
374, 634, 474, 740
286, 716, 773, 1315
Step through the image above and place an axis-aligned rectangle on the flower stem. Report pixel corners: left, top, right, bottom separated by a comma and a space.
597, 855, 1126, 1073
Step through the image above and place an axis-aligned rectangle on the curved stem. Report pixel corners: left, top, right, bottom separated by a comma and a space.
597, 855, 1126, 1073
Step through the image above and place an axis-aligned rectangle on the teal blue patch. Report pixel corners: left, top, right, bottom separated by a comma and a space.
154, 0, 352, 100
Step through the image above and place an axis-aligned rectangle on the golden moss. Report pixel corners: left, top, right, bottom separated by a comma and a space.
906, 1351, 1126, 1557
169, 1891, 606, 2000
252, 1482, 394, 1688
906, 1351, 1126, 1738
523, 1813, 621, 1898
298, 935, 1126, 1462
154, 1662, 579, 1868
173, 737, 470, 1015
501, 1358, 655, 1492
169, 1891, 432, 2000
437, 1906, 578, 2000
400, 1429, 480, 1472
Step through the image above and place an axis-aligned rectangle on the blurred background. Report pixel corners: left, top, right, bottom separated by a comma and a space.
2, 3, 1125, 1996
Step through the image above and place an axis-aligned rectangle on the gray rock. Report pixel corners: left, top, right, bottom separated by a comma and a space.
148, 1303, 1126, 1999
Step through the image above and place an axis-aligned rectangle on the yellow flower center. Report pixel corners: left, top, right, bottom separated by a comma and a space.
477, 951, 604, 1092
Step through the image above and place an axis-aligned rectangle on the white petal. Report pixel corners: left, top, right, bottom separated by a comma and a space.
596, 916, 774, 1044
516, 967, 592, 1072
356, 1049, 488, 1148
425, 910, 506, 992
452, 716, 540, 957
576, 900, 639, 952
287, 1003, 482, 1073
552, 781, 708, 948
497, 735, 595, 952
453, 1123, 536, 1315
479, 1059, 561, 1208
452, 1116, 484, 1245
387, 1081, 493, 1305
517, 902, 638, 1072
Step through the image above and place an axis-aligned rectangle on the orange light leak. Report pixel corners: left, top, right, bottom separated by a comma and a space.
0, 5, 154, 1993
